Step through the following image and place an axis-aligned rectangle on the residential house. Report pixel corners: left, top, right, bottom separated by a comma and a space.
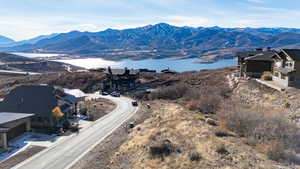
272, 49, 300, 87
0, 85, 79, 131
103, 67, 139, 92
237, 49, 277, 78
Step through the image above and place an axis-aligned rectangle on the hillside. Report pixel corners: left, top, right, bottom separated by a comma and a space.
65, 68, 299, 169
0, 53, 37, 63
0, 35, 14, 46
0, 53, 80, 73
2, 23, 300, 61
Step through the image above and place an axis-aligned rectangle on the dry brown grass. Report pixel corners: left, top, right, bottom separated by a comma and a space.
108, 102, 277, 169
0, 72, 106, 97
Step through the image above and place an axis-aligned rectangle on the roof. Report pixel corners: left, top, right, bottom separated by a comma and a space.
276, 67, 295, 75
104, 68, 139, 75
282, 49, 300, 61
245, 51, 276, 61
0, 112, 34, 125
64, 95, 81, 104
236, 51, 262, 59
0, 85, 70, 117
64, 89, 86, 98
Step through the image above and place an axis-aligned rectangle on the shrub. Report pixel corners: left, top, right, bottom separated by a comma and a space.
261, 72, 272, 81
219, 103, 300, 151
216, 144, 229, 155
149, 139, 175, 160
189, 152, 202, 161
150, 83, 188, 100
215, 130, 235, 137
267, 143, 285, 162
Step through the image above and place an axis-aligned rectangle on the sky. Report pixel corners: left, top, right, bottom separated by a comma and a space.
0, 0, 300, 41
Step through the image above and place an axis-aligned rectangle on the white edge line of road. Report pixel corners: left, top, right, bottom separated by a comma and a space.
11, 95, 137, 169
64, 100, 139, 169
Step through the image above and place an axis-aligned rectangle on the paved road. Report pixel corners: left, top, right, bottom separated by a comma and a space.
0, 70, 40, 75
12, 95, 138, 169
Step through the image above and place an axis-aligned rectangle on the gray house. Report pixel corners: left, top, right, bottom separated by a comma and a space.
0, 85, 78, 131
272, 49, 300, 87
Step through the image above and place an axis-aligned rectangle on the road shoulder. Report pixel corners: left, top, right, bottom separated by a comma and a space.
70, 102, 152, 169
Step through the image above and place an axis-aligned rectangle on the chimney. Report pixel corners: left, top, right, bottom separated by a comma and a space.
108, 66, 112, 74
124, 67, 130, 75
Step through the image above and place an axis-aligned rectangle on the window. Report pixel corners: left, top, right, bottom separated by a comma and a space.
290, 76, 296, 82
282, 75, 287, 80
274, 72, 279, 77
285, 61, 293, 68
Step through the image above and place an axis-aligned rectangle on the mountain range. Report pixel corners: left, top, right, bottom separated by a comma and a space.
1, 23, 300, 61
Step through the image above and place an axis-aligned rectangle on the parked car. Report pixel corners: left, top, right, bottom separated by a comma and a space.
101, 91, 109, 96
111, 91, 120, 97
132, 100, 138, 106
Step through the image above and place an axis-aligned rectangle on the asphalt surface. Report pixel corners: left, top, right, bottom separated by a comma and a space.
0, 70, 40, 75
12, 94, 138, 169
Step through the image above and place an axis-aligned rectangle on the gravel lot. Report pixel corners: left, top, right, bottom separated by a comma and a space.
0, 146, 45, 169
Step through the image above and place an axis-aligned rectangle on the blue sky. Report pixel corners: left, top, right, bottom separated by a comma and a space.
0, 0, 299, 40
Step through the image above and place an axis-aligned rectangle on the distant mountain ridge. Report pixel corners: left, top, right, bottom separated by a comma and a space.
2, 23, 300, 60
0, 35, 15, 45
0, 33, 59, 47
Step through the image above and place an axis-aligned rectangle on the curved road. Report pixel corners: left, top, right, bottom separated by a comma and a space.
12, 95, 139, 169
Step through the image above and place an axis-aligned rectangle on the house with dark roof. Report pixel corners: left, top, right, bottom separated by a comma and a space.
237, 49, 277, 78
0, 85, 79, 131
272, 49, 300, 87
103, 67, 139, 92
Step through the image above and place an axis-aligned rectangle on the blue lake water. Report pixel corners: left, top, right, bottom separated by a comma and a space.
13, 52, 237, 72
115, 58, 237, 72
56, 57, 237, 72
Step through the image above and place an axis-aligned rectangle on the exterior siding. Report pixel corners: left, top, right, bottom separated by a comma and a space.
244, 60, 272, 78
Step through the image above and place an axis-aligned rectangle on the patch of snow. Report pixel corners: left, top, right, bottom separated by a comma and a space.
0, 132, 57, 161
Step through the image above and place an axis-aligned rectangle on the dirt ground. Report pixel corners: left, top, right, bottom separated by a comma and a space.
78, 98, 116, 121
70, 102, 152, 169
105, 101, 285, 169
0, 146, 45, 169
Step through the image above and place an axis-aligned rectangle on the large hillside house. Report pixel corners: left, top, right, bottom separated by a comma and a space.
0, 85, 79, 131
103, 67, 139, 92
237, 48, 300, 88
237, 48, 277, 78
272, 49, 300, 87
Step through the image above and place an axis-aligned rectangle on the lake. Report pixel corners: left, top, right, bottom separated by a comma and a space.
13, 52, 237, 72
56, 58, 237, 72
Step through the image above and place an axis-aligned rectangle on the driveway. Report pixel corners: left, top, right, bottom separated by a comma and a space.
12, 94, 138, 169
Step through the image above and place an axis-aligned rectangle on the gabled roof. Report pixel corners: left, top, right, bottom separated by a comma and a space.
237, 51, 262, 59
64, 89, 86, 98
0, 85, 70, 117
282, 49, 300, 61
244, 51, 276, 61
